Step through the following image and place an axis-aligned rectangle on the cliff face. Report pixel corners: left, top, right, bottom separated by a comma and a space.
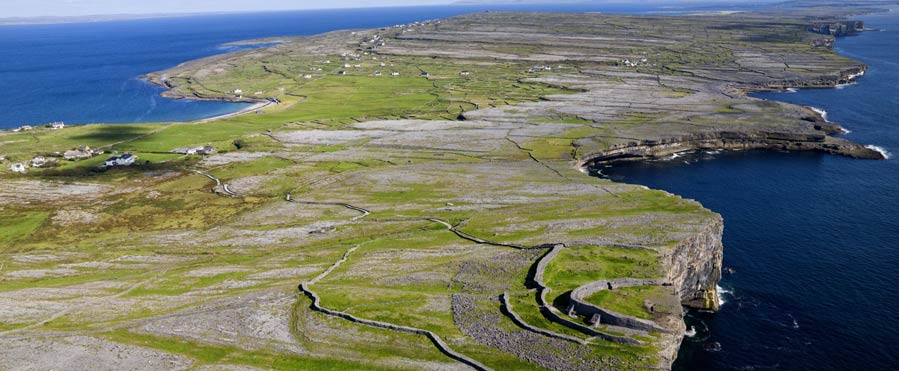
666, 217, 724, 312
808, 20, 865, 36
654, 216, 724, 368
579, 129, 884, 167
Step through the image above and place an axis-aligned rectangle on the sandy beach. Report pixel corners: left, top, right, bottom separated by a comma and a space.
194, 100, 272, 123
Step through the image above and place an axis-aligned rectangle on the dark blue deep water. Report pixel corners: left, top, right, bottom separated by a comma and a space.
0, 2, 711, 129
599, 10, 899, 371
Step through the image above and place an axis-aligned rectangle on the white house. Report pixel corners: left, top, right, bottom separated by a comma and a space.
420, 71, 430, 78
10, 163, 26, 173
390, 71, 400, 76
105, 153, 137, 167
64, 149, 93, 161
374, 71, 382, 77
30, 156, 47, 168
197, 146, 216, 155
231, 89, 243, 95
302, 74, 313, 79
460, 71, 472, 76
49, 122, 65, 130
338, 70, 347, 76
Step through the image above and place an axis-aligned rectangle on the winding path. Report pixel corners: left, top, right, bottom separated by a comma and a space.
285, 193, 371, 220
195, 170, 238, 197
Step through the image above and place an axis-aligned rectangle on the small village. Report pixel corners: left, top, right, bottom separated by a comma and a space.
1, 120, 221, 174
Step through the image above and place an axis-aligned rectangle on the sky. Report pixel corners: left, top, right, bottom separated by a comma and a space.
3, 0, 453, 18
4, 0, 781, 18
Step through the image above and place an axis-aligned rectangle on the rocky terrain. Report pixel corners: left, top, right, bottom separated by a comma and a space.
0, 7, 888, 371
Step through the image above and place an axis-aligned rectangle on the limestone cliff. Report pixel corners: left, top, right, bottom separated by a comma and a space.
656, 215, 724, 368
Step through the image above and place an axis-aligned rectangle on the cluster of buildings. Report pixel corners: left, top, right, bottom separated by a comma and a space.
527, 65, 555, 73
2, 143, 143, 174
7, 155, 58, 173
64, 145, 104, 161
10, 121, 65, 133
621, 57, 650, 67
170, 146, 217, 155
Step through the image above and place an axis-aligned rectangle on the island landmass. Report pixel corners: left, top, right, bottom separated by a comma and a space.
0, 2, 891, 370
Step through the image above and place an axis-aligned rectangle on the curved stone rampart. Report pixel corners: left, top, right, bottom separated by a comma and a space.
529, 245, 640, 345
300, 283, 491, 371
499, 292, 586, 345
568, 278, 671, 333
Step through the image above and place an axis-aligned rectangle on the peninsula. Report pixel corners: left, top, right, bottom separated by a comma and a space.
0, 4, 888, 371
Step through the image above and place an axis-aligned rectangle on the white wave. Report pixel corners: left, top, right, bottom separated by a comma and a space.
841, 128, 852, 134
717, 285, 731, 306
810, 107, 830, 122
785, 88, 798, 93
704, 150, 722, 155
865, 145, 892, 159
685, 326, 697, 337
793, 319, 800, 329
662, 152, 688, 161
835, 83, 853, 90
848, 70, 866, 80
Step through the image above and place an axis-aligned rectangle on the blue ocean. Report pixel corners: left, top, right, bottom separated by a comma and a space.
599, 10, 899, 371
0, 2, 702, 129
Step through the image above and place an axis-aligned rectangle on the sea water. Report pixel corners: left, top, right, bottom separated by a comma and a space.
598, 10, 899, 371
0, 2, 707, 129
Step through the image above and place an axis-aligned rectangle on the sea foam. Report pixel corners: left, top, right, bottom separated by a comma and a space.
848, 70, 866, 80
865, 145, 892, 159
685, 326, 697, 337
810, 107, 829, 122
717, 284, 731, 306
